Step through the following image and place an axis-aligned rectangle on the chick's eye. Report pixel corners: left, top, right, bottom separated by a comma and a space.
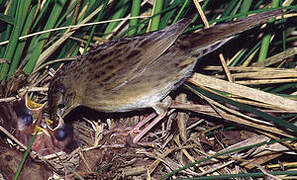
21, 115, 33, 125
55, 128, 68, 141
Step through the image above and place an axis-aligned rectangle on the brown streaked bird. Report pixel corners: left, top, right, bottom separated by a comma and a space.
48, 10, 283, 143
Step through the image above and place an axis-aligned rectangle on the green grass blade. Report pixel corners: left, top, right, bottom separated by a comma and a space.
14, 132, 38, 180
23, 0, 67, 75
103, 0, 129, 37
238, 0, 252, 16
0, 13, 14, 24
128, 0, 141, 36
84, 1, 108, 53
0, 0, 31, 83
257, 0, 280, 62
150, 0, 164, 31
7, 1, 36, 79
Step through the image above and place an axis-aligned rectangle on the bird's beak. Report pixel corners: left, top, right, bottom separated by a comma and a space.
24, 93, 45, 121
56, 115, 65, 130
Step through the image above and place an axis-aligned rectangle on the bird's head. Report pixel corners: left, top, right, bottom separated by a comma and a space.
48, 80, 77, 129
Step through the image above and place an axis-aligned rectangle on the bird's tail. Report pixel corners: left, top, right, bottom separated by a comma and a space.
176, 9, 284, 58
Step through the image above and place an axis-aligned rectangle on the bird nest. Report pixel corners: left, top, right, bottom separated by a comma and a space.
1, 65, 297, 179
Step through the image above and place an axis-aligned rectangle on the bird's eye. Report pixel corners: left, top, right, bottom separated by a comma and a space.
57, 103, 65, 109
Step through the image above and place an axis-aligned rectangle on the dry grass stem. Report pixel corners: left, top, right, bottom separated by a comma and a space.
190, 73, 297, 112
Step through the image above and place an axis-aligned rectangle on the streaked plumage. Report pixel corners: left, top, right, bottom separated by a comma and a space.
48, 10, 282, 129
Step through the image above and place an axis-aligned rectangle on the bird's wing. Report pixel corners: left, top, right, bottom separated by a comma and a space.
80, 17, 193, 90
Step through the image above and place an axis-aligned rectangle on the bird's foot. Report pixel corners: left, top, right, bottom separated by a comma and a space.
105, 97, 172, 146
132, 96, 172, 144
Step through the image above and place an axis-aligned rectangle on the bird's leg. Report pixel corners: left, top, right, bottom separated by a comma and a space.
132, 96, 172, 144
105, 112, 158, 135
130, 112, 157, 131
